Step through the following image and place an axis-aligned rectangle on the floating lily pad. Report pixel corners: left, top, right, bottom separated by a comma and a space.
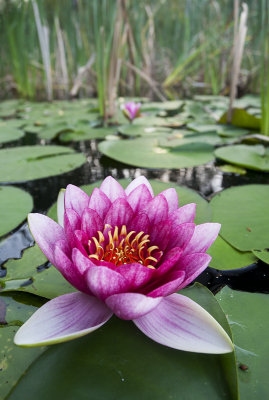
1, 245, 74, 299
208, 236, 256, 270
217, 287, 269, 399
141, 100, 183, 112
218, 165, 247, 175
118, 124, 171, 138
252, 249, 269, 265
215, 145, 269, 171
219, 109, 260, 130
0, 293, 46, 399
0, 126, 24, 144
0, 145, 86, 183
7, 284, 238, 400
210, 185, 269, 251
99, 138, 214, 169
0, 187, 33, 238
38, 122, 73, 140
59, 126, 117, 142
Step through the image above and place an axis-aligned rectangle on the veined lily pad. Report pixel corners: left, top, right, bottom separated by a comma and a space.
208, 236, 256, 270
217, 287, 269, 399
99, 138, 214, 169
0, 126, 24, 144
0, 292, 46, 399
59, 126, 117, 142
7, 284, 238, 400
0, 187, 33, 238
215, 145, 269, 171
0, 145, 86, 183
210, 185, 269, 251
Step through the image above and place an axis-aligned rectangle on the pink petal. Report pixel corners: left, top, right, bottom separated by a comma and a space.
165, 223, 195, 251
134, 293, 233, 354
81, 208, 103, 238
176, 253, 212, 290
169, 203, 196, 225
104, 198, 134, 227
54, 241, 89, 294
147, 271, 185, 297
106, 293, 162, 320
116, 263, 155, 290
57, 189, 65, 227
65, 184, 90, 217
150, 220, 171, 251
100, 176, 126, 202
183, 223, 221, 255
125, 176, 154, 196
142, 194, 168, 224
160, 188, 179, 213
128, 213, 150, 233
86, 266, 128, 301
72, 248, 96, 275
127, 184, 152, 213
28, 213, 66, 265
88, 188, 111, 219
14, 292, 112, 346
156, 248, 183, 276
64, 209, 82, 250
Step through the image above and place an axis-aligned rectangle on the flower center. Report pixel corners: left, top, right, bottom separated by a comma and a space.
88, 224, 162, 269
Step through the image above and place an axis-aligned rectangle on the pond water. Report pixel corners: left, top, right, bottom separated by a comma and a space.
1, 134, 269, 294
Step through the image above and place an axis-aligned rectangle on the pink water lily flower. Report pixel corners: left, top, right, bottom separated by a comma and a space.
121, 101, 141, 122
15, 176, 233, 354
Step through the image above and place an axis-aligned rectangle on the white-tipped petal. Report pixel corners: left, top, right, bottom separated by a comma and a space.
14, 293, 112, 347
134, 293, 233, 354
57, 189, 65, 227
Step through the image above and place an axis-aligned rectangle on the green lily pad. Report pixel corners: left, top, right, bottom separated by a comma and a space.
0, 145, 86, 183
252, 249, 269, 264
0, 187, 33, 238
208, 236, 256, 270
38, 122, 73, 140
0, 126, 24, 144
99, 138, 214, 169
187, 122, 222, 133
118, 125, 171, 138
1, 245, 74, 299
218, 165, 247, 175
7, 284, 238, 400
141, 100, 183, 112
219, 109, 260, 130
210, 185, 269, 251
59, 126, 117, 142
0, 292, 46, 399
216, 287, 269, 399
215, 145, 269, 171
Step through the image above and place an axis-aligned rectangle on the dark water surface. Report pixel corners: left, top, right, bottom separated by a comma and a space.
1, 136, 269, 294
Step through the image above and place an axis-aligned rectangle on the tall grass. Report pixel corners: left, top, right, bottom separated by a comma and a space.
0, 0, 265, 111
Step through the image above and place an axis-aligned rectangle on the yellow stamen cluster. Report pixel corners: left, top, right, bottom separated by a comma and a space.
88, 224, 162, 269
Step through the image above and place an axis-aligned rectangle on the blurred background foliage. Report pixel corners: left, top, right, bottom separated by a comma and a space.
0, 0, 267, 104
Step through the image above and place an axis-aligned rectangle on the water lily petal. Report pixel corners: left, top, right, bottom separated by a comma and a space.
100, 176, 126, 202
88, 188, 111, 219
169, 203, 196, 225
143, 194, 168, 224
150, 220, 171, 251
125, 176, 154, 196
165, 222, 195, 251
127, 184, 152, 213
104, 198, 134, 227
128, 212, 150, 233
14, 293, 112, 347
147, 271, 185, 297
106, 293, 162, 320
156, 247, 183, 275
134, 293, 233, 354
72, 248, 96, 275
86, 266, 128, 301
28, 213, 66, 265
57, 189, 65, 227
183, 223, 221, 254
81, 208, 103, 238
160, 188, 179, 213
176, 253, 212, 289
65, 184, 90, 217
116, 263, 155, 290
64, 209, 81, 249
